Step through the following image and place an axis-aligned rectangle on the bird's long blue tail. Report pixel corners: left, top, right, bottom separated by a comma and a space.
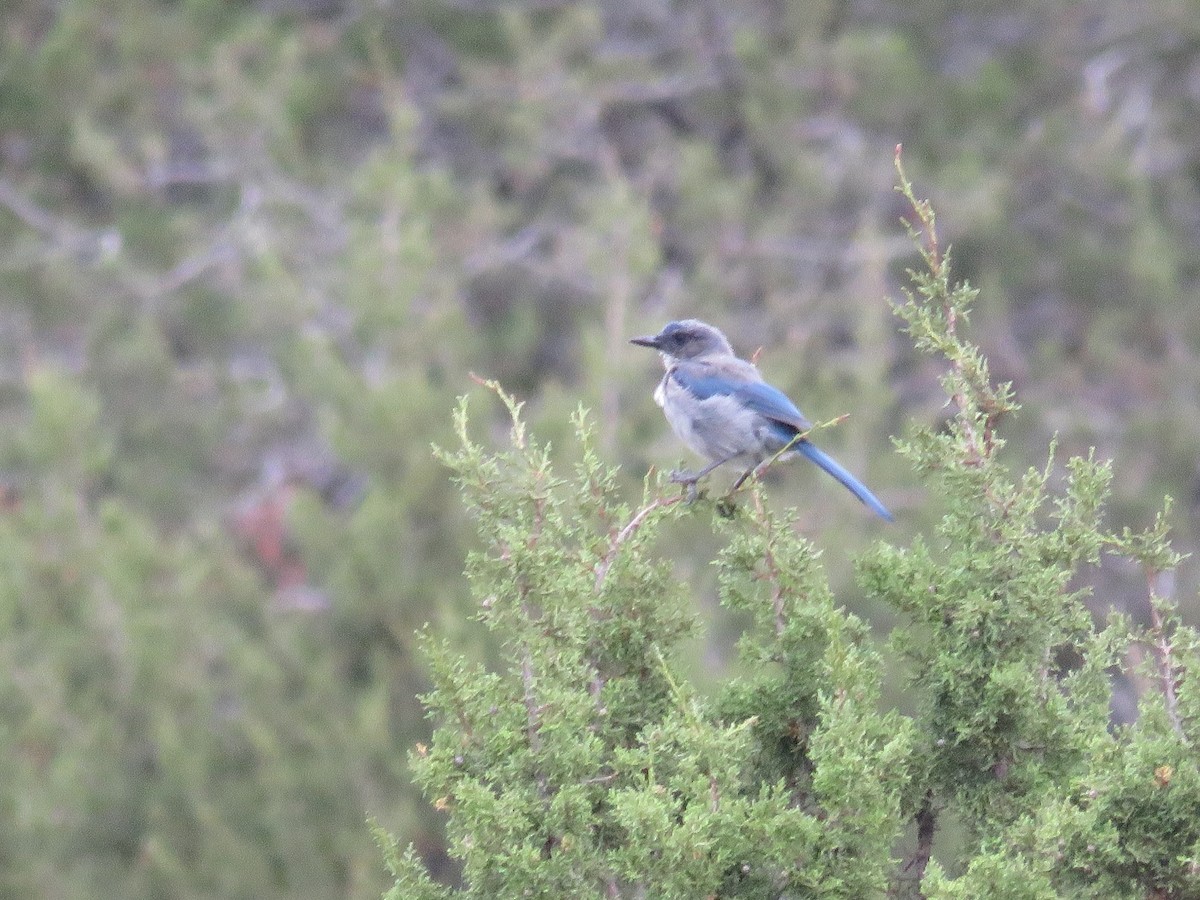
796, 441, 894, 521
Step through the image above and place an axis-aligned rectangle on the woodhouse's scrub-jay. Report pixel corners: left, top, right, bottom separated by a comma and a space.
631, 319, 893, 520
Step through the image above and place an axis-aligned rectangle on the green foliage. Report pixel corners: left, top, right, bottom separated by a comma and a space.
5, 1, 1200, 897
394, 381, 911, 897
0, 370, 385, 899
862, 162, 1115, 831
880, 161, 1200, 898
391, 167, 1200, 898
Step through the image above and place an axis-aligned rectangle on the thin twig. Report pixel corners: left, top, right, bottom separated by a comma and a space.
749, 489, 787, 637
912, 791, 937, 878
0, 176, 260, 312
593, 490, 684, 592
1145, 568, 1186, 742
0, 177, 110, 256
724, 414, 849, 499
892, 789, 936, 898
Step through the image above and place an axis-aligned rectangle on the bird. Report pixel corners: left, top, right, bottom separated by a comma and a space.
630, 319, 893, 520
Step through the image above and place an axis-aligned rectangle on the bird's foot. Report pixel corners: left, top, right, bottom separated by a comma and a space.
668, 469, 703, 503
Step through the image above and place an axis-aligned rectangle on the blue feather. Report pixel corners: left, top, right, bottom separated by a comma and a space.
670, 368, 811, 431
648, 342, 893, 521
796, 442, 894, 521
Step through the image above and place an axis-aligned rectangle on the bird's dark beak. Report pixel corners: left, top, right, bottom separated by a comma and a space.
630, 334, 660, 349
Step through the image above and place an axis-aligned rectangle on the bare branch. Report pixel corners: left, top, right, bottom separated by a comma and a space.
1145, 568, 1187, 742
892, 790, 936, 899
593, 490, 683, 592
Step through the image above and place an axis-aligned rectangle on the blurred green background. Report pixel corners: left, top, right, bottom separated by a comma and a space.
1, 0, 1199, 896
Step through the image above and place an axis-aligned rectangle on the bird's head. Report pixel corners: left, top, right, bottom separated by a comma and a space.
630, 319, 734, 362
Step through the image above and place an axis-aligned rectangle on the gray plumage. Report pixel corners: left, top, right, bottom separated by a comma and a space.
631, 319, 893, 520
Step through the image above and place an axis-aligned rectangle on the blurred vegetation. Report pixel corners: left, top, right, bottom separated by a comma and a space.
1, 0, 1199, 896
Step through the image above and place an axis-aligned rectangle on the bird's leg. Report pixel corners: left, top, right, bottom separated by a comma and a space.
669, 455, 736, 502
728, 436, 805, 496
727, 464, 759, 494
717, 462, 764, 517
727, 457, 778, 496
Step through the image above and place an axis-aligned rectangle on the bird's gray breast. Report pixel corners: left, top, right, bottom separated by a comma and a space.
654, 372, 766, 464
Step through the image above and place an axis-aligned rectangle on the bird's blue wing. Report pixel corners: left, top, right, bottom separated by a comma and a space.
731, 380, 812, 431
670, 364, 811, 432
